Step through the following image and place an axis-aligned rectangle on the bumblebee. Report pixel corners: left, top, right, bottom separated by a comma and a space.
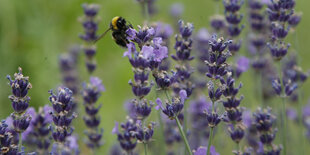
95, 16, 133, 48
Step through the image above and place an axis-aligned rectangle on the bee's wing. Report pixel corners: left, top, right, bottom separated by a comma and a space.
93, 28, 111, 44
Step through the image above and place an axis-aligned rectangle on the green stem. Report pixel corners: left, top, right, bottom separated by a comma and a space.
281, 97, 287, 155
215, 0, 219, 14
175, 117, 193, 155
157, 104, 166, 154
297, 85, 305, 155
236, 142, 240, 154
183, 99, 188, 155
257, 71, 263, 106
294, 30, 304, 155
143, 0, 149, 21
207, 128, 214, 155
144, 142, 148, 155
164, 90, 171, 101
18, 132, 22, 151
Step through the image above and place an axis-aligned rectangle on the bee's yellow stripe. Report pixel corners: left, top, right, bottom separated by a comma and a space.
112, 16, 119, 30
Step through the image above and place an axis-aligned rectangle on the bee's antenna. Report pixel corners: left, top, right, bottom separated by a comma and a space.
93, 28, 111, 44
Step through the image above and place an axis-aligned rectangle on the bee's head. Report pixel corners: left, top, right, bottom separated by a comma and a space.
111, 16, 127, 31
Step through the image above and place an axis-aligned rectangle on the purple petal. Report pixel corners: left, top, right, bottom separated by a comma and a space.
124, 42, 136, 58
154, 46, 168, 62
26, 107, 37, 118
170, 3, 184, 17
242, 110, 252, 128
210, 146, 220, 155
5, 116, 13, 129
90, 76, 105, 92
147, 27, 155, 36
112, 122, 119, 134
196, 28, 210, 43
179, 89, 187, 103
286, 107, 297, 121
236, 56, 250, 72
67, 135, 79, 152
194, 147, 207, 155
126, 28, 137, 40
153, 37, 163, 46
142, 45, 154, 59
155, 98, 164, 110
43, 105, 53, 123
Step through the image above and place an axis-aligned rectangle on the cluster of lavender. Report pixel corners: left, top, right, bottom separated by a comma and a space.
266, 1, 304, 154
23, 106, 52, 154
247, 0, 268, 71
171, 20, 195, 97
59, 46, 81, 111
79, 3, 100, 73
0, 120, 18, 154
221, 73, 245, 154
82, 77, 105, 149
112, 25, 169, 154
136, 0, 157, 18
49, 87, 78, 154
223, 0, 244, 55
266, 0, 295, 60
253, 108, 281, 155
189, 97, 211, 149
7, 67, 32, 153
204, 35, 232, 155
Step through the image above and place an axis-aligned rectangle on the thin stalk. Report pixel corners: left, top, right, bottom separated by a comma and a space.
164, 90, 171, 101
141, 119, 148, 155
183, 100, 188, 155
143, 0, 149, 21
297, 85, 305, 155
175, 116, 193, 155
257, 71, 264, 106
207, 99, 216, 155
236, 142, 240, 153
207, 128, 214, 155
215, 0, 219, 14
144, 142, 148, 155
18, 132, 22, 151
294, 30, 304, 155
156, 91, 166, 154
281, 97, 287, 155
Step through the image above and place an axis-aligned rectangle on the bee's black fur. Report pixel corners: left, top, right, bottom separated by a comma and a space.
110, 17, 133, 48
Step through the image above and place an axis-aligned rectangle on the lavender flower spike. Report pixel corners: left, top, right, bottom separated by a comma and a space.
7, 67, 32, 151
82, 76, 105, 149
49, 87, 77, 152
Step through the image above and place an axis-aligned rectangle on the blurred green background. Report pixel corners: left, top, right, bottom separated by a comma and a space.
0, 0, 310, 154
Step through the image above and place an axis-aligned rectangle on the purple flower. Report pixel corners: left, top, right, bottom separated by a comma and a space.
286, 107, 297, 121
236, 56, 250, 72
154, 22, 173, 41
90, 76, 105, 92
113, 118, 137, 152
242, 110, 252, 128
143, 40, 168, 62
82, 3, 100, 17
112, 122, 119, 134
196, 28, 210, 43
288, 13, 301, 27
50, 87, 76, 143
22, 107, 36, 140
126, 28, 137, 41
194, 146, 219, 155
303, 103, 310, 118
66, 135, 80, 154
155, 90, 186, 119
178, 20, 194, 38
123, 42, 137, 58
170, 3, 184, 18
